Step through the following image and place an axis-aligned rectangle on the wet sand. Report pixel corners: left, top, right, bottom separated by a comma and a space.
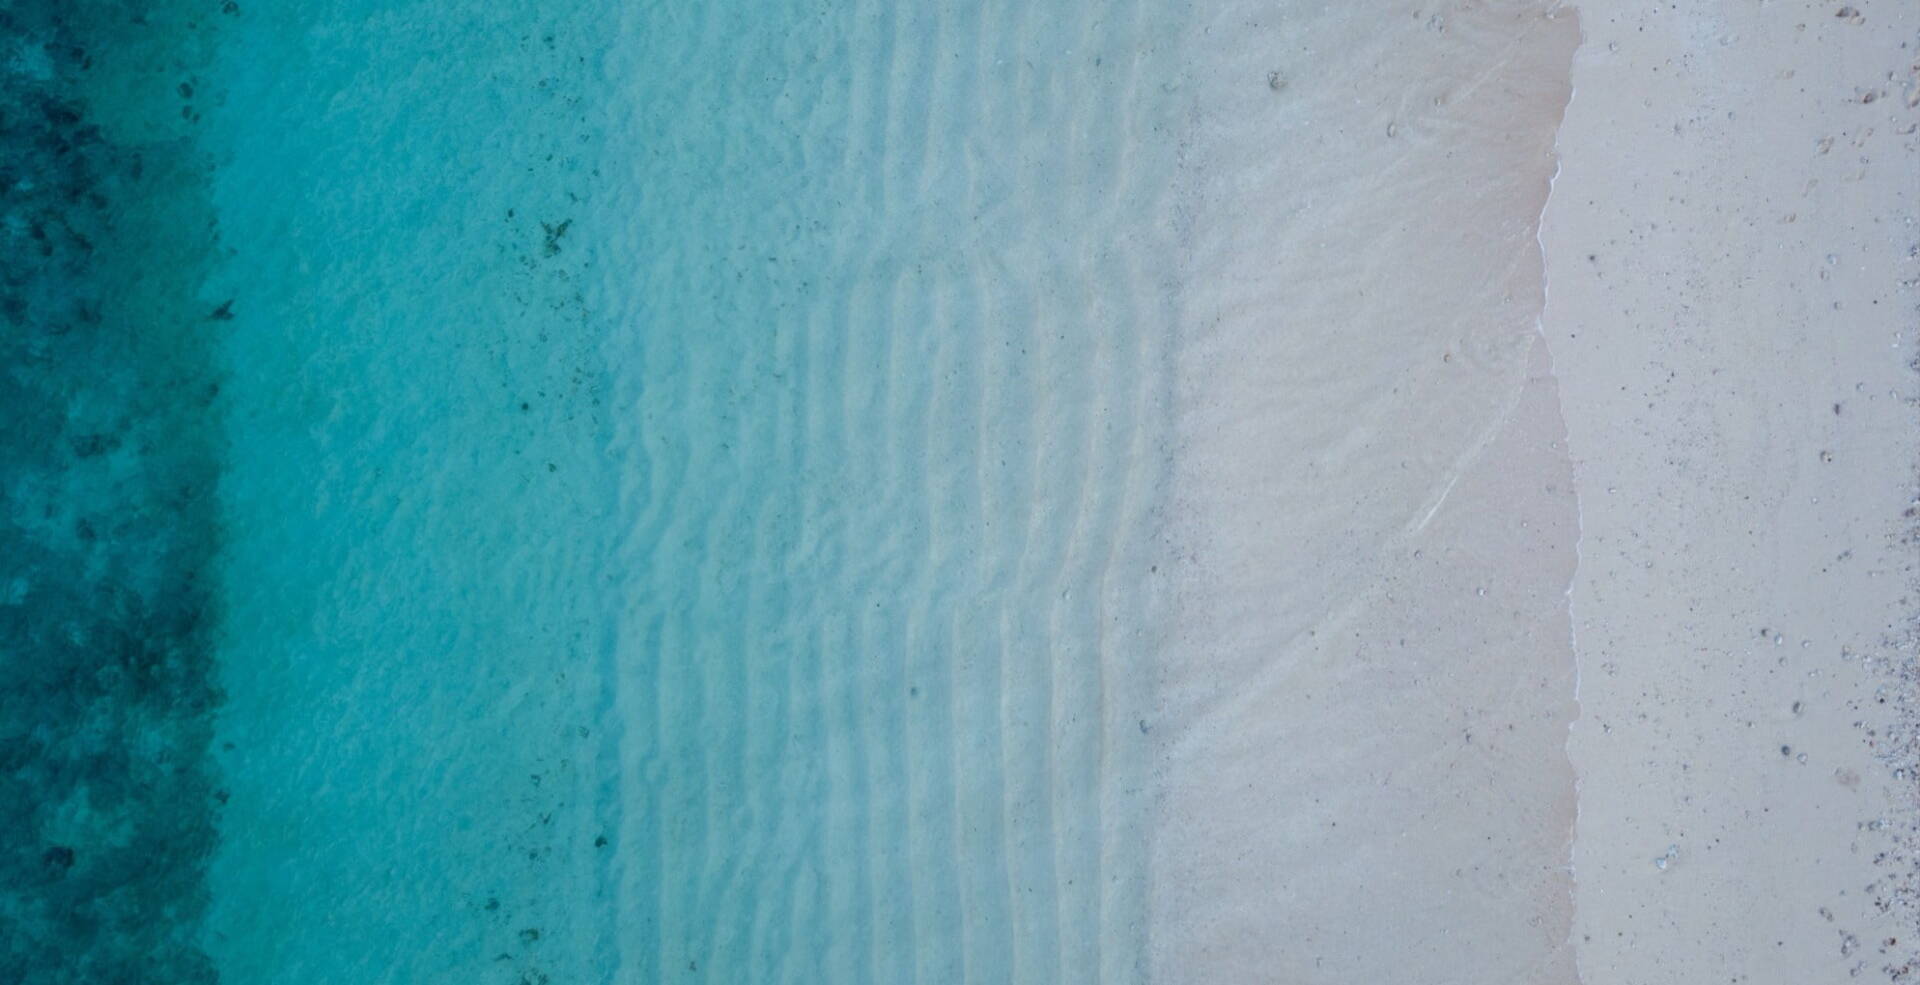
1153, 3, 1582, 981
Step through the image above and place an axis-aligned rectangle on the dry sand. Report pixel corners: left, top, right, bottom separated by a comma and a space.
1549, 2, 1920, 982
1153, 0, 1918, 981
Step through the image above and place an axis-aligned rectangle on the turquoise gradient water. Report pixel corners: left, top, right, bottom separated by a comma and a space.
4, 0, 1190, 982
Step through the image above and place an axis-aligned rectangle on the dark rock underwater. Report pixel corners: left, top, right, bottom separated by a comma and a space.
2, 2, 227, 980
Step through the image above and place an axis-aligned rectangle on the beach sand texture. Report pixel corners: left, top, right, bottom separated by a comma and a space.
1155, 1, 1920, 982
1550, 2, 1920, 982
1154, 3, 1581, 982
5, 1, 1917, 983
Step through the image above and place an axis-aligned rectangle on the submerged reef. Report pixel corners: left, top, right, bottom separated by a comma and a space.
1, 3, 224, 981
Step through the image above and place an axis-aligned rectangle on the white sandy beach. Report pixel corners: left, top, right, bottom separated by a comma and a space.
1551, 2, 1919, 981
50, 1, 1907, 981
1154, 1, 1918, 982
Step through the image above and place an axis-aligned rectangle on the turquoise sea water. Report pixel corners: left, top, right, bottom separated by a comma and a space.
7, 1, 1186, 981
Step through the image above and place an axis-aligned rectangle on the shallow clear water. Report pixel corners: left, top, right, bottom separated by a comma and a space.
592, 5, 1181, 982
2, 1, 1188, 982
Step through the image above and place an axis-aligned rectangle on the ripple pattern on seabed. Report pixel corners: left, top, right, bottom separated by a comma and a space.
597, 1, 1183, 981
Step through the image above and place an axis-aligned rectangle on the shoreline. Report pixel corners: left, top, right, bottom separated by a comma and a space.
11, 2, 1914, 981
1150, 3, 1582, 980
